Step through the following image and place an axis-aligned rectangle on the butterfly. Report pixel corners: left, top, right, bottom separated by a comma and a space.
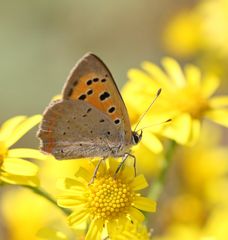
37, 53, 144, 178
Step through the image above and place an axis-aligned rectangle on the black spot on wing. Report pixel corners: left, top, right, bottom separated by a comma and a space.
68, 88, 73, 97
87, 89, 93, 95
114, 119, 120, 125
73, 80, 78, 86
87, 80, 92, 85
78, 94, 86, 100
108, 106, 115, 113
100, 92, 110, 101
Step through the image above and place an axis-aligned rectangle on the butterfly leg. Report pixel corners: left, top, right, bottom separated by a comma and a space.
114, 153, 129, 178
89, 157, 106, 185
114, 153, 137, 178
127, 153, 137, 176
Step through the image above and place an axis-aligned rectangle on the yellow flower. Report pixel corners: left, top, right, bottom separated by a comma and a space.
199, 0, 228, 58
109, 221, 151, 240
163, 0, 228, 59
0, 115, 46, 186
57, 159, 156, 240
151, 124, 228, 240
123, 57, 228, 145
163, 10, 202, 57
1, 188, 67, 240
153, 224, 212, 240
179, 123, 228, 199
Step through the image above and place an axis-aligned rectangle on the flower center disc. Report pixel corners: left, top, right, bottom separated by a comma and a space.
88, 176, 135, 220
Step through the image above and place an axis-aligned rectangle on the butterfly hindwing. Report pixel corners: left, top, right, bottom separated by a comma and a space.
38, 99, 122, 159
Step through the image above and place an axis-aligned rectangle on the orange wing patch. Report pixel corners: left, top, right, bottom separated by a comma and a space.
67, 72, 122, 125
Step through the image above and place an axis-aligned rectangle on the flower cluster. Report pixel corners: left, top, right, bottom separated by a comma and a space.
1, 6, 228, 237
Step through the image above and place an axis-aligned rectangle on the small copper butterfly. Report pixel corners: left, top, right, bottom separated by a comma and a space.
37, 53, 149, 177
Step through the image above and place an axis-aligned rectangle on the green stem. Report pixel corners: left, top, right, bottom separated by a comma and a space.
23, 185, 72, 216
148, 140, 176, 200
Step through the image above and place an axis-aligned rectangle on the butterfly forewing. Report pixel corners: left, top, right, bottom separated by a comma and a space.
62, 53, 132, 143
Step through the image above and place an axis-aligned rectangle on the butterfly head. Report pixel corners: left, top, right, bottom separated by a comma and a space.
132, 130, 143, 145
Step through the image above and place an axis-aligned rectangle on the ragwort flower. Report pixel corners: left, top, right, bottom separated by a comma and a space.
57, 159, 156, 240
109, 221, 152, 240
122, 57, 228, 145
0, 115, 46, 186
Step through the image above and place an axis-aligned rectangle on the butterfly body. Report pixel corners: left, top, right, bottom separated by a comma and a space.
37, 53, 141, 160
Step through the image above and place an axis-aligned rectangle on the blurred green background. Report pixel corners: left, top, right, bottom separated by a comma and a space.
0, 0, 193, 121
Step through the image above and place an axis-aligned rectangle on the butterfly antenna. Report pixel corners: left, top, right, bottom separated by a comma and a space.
134, 88, 162, 132
136, 118, 172, 132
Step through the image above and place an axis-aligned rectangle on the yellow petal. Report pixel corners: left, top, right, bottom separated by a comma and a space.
128, 207, 145, 222
162, 57, 186, 87
2, 157, 38, 176
142, 61, 172, 89
0, 116, 26, 141
120, 165, 135, 183
130, 174, 148, 191
37, 227, 67, 240
201, 75, 220, 98
67, 210, 89, 226
106, 220, 119, 236
205, 109, 228, 127
133, 196, 156, 212
141, 132, 163, 153
128, 69, 157, 88
85, 218, 103, 240
0, 172, 39, 186
57, 197, 86, 208
7, 148, 50, 160
4, 115, 42, 148
209, 96, 228, 108
75, 167, 91, 182
57, 177, 85, 191
184, 64, 201, 87
187, 119, 201, 146
162, 113, 192, 144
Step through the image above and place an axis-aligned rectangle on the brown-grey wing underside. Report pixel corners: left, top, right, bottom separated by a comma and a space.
62, 53, 132, 145
37, 99, 122, 159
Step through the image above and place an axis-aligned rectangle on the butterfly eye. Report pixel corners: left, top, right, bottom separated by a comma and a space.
133, 134, 139, 144
132, 131, 142, 145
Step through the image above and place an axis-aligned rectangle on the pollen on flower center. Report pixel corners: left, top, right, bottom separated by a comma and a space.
88, 175, 135, 220
0, 141, 7, 166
